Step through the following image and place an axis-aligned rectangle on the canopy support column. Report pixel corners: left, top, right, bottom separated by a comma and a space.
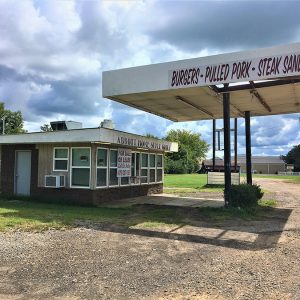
223, 85, 231, 206
245, 111, 252, 185
234, 118, 238, 172
212, 119, 216, 171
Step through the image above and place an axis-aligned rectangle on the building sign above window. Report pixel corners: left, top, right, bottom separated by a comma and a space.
99, 127, 178, 152
117, 148, 131, 177
169, 53, 300, 88
115, 136, 171, 151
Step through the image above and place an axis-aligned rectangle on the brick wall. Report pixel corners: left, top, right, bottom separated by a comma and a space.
33, 183, 163, 206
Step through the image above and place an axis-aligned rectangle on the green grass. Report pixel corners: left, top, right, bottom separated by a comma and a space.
164, 174, 224, 192
0, 197, 279, 232
0, 199, 185, 231
258, 199, 277, 207
164, 174, 208, 188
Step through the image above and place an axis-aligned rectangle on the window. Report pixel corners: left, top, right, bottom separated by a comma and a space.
109, 150, 118, 186
71, 148, 91, 188
141, 153, 148, 184
53, 148, 69, 171
130, 152, 140, 185
156, 154, 163, 182
149, 154, 156, 183
96, 148, 108, 187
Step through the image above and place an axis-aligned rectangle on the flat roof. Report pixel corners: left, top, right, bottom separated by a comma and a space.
103, 43, 300, 121
0, 127, 178, 152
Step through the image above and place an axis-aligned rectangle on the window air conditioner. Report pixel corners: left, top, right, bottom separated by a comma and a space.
45, 175, 65, 188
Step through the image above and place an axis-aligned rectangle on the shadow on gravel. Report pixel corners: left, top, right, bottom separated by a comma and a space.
76, 204, 293, 251
0, 198, 293, 250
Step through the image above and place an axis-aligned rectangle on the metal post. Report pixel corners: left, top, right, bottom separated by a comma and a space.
234, 118, 237, 172
245, 111, 252, 185
223, 84, 231, 206
213, 119, 216, 171
1, 117, 5, 135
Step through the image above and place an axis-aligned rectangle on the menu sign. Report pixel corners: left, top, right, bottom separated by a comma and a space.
169, 53, 300, 88
117, 148, 131, 177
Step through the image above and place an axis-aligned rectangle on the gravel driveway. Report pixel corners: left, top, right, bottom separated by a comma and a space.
0, 178, 299, 300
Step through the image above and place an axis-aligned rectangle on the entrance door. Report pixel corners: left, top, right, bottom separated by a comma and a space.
15, 151, 31, 195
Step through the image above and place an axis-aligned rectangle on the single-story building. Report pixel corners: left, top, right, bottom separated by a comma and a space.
0, 121, 178, 205
204, 155, 289, 175
238, 155, 286, 174
203, 157, 240, 173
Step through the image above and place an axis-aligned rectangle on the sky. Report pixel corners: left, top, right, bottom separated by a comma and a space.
0, 0, 300, 157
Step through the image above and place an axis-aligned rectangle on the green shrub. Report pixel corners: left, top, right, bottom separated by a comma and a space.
252, 184, 264, 200
227, 184, 264, 208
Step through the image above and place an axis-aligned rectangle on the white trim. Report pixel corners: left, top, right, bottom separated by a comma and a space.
0, 127, 178, 152
53, 147, 69, 172
70, 147, 91, 189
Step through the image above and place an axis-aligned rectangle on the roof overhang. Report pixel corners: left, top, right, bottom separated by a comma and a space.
0, 128, 178, 152
103, 43, 300, 121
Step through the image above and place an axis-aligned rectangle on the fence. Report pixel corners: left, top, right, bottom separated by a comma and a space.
278, 172, 300, 176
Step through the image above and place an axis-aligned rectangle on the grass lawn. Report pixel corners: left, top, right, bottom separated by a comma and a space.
165, 173, 300, 190
0, 198, 277, 232
251, 174, 300, 183
164, 174, 224, 193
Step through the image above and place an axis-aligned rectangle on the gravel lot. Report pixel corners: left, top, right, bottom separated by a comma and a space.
0, 178, 299, 300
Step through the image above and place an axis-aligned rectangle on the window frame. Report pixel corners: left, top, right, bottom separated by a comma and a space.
140, 152, 149, 185
53, 147, 69, 172
108, 148, 119, 187
130, 152, 140, 185
96, 147, 109, 188
156, 154, 164, 183
70, 147, 91, 189
149, 153, 156, 183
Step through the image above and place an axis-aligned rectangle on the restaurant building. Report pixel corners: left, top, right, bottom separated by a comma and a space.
0, 121, 178, 205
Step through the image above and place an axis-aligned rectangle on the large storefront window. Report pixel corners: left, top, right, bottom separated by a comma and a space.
71, 148, 91, 187
96, 148, 108, 187
53, 147, 164, 189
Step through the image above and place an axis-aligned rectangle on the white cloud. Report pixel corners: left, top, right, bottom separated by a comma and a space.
0, 0, 299, 157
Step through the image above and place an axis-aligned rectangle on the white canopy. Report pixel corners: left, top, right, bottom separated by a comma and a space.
103, 43, 300, 121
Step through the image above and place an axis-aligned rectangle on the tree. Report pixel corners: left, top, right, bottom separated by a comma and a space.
0, 102, 26, 134
164, 129, 209, 174
283, 144, 300, 171
40, 124, 53, 132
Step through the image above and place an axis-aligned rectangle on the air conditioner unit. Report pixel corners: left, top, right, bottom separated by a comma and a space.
45, 175, 65, 188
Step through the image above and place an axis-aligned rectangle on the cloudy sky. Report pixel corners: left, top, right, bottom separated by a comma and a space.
0, 0, 300, 157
